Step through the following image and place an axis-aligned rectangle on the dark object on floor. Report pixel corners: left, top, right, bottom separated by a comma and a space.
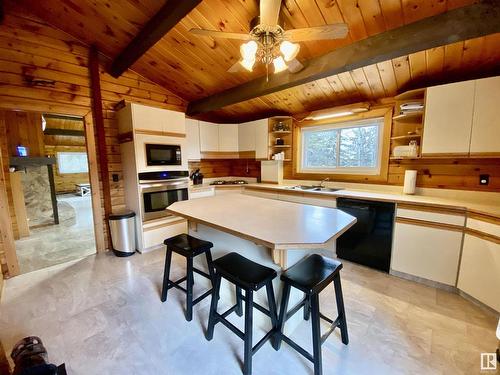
10, 336, 67, 375
274, 254, 349, 375
162, 233, 215, 321
206, 252, 278, 375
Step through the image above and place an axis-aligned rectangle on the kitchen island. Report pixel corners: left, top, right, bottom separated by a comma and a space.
167, 194, 356, 332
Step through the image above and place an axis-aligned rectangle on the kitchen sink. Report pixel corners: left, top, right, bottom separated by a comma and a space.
285, 185, 343, 192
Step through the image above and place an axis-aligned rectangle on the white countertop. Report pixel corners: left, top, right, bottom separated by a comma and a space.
167, 194, 356, 248
245, 183, 500, 218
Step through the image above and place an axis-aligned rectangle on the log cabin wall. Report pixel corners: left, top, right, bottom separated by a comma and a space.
0, 8, 186, 278
44, 145, 89, 194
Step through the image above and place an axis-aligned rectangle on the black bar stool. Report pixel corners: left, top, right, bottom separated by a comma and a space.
161, 233, 215, 321
206, 252, 278, 375
274, 254, 348, 375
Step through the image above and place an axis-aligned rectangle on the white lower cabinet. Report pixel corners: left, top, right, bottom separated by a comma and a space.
391, 222, 463, 286
142, 219, 187, 251
457, 234, 500, 311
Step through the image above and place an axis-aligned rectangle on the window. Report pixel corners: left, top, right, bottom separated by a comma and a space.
300, 117, 384, 175
57, 152, 89, 174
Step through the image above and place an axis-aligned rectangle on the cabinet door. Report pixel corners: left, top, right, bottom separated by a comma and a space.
131, 103, 164, 132
218, 124, 239, 152
422, 80, 475, 155
238, 121, 256, 151
185, 119, 201, 160
164, 109, 185, 134
391, 222, 462, 286
199, 121, 219, 152
254, 119, 269, 159
457, 234, 500, 312
470, 76, 500, 154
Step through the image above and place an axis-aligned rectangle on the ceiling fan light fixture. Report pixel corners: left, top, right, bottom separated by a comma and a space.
240, 58, 256, 72
240, 40, 258, 60
280, 41, 300, 62
273, 56, 287, 73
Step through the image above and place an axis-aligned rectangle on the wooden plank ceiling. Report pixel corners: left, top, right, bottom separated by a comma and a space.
9, 0, 500, 122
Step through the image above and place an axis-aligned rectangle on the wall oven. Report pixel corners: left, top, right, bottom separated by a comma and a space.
145, 143, 181, 166
139, 171, 189, 222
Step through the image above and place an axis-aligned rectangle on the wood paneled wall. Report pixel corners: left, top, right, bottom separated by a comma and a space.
4, 111, 44, 157
0, 9, 186, 278
189, 159, 261, 179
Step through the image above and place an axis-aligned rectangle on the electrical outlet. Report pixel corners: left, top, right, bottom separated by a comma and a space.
479, 174, 489, 186
112, 173, 119, 182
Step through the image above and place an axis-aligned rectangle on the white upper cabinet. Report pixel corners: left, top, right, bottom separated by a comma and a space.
422, 80, 475, 155
131, 103, 185, 134
199, 121, 219, 152
254, 119, 269, 159
185, 118, 201, 160
218, 123, 239, 152
470, 76, 500, 154
238, 121, 256, 151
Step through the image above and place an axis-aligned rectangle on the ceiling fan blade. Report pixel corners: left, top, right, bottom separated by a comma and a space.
283, 24, 349, 41
189, 28, 251, 40
287, 59, 304, 73
260, 0, 282, 27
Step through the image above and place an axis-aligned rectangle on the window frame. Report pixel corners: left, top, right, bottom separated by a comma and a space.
294, 108, 393, 182
56, 151, 89, 174
300, 118, 384, 175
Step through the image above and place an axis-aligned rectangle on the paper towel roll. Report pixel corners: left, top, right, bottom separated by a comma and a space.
403, 170, 417, 195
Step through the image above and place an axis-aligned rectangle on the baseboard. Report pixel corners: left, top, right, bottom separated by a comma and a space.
389, 269, 457, 293
390, 269, 499, 315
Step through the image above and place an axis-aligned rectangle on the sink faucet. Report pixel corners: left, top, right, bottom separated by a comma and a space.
312, 178, 330, 189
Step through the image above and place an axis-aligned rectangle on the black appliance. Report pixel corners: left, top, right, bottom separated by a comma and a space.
190, 169, 204, 185
139, 171, 189, 222
145, 143, 181, 166
336, 198, 395, 272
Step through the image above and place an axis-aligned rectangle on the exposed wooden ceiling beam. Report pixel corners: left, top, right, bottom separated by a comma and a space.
187, 2, 500, 116
109, 0, 202, 78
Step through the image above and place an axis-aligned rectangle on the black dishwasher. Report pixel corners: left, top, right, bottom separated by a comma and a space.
336, 198, 395, 273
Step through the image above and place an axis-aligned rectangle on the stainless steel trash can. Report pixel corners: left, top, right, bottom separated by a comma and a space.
109, 210, 136, 257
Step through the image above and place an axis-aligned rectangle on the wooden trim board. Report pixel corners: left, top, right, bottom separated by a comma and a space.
395, 217, 464, 232
397, 202, 467, 216
135, 129, 186, 138
464, 228, 500, 244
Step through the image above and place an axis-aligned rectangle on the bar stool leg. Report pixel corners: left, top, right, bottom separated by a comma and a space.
205, 251, 215, 283
235, 286, 243, 317
161, 248, 172, 302
274, 283, 291, 351
186, 257, 194, 321
206, 274, 221, 341
303, 295, 311, 321
333, 275, 349, 345
243, 289, 253, 375
265, 282, 278, 328
310, 293, 323, 375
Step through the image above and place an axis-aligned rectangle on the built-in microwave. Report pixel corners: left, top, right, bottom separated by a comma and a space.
145, 143, 181, 166
139, 171, 189, 222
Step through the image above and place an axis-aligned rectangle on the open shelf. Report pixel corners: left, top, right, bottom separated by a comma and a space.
271, 130, 291, 134
390, 156, 421, 160
270, 145, 291, 148
392, 111, 423, 122
390, 134, 422, 140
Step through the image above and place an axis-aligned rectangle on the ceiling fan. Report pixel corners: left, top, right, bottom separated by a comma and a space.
189, 0, 349, 79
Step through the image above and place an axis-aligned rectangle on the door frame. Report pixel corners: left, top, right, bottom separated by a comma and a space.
2, 109, 105, 277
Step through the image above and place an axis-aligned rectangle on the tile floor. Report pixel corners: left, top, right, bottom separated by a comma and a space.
14, 194, 96, 274
0, 249, 498, 375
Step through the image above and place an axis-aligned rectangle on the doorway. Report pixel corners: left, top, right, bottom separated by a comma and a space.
4, 111, 97, 274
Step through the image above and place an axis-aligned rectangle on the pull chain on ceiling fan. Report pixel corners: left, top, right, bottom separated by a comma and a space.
189, 0, 349, 80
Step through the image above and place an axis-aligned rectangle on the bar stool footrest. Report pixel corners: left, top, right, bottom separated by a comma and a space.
281, 334, 314, 363
284, 296, 308, 322
320, 315, 342, 344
